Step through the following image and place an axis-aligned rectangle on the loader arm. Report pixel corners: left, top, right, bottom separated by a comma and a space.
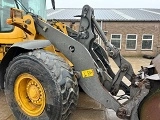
71, 5, 157, 120
77, 5, 135, 96
32, 15, 122, 111
31, 5, 155, 120
31, 5, 153, 120
92, 15, 135, 95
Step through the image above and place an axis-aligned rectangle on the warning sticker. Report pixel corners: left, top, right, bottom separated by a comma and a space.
81, 69, 94, 78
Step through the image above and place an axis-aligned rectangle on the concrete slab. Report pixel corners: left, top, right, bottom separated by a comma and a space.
0, 91, 107, 120
106, 109, 121, 120
76, 92, 104, 110
0, 91, 14, 120
70, 109, 106, 120
70, 92, 107, 120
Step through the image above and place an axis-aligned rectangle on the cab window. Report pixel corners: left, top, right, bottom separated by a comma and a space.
0, 0, 14, 32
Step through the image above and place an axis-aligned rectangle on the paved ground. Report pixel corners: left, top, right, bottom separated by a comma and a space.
0, 57, 151, 120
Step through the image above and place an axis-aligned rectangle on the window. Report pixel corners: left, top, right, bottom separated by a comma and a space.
0, 0, 47, 32
111, 34, 122, 49
126, 34, 137, 50
142, 34, 153, 50
21, 0, 47, 19
0, 0, 15, 32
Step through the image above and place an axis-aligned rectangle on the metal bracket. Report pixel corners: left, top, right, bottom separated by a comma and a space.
111, 63, 129, 95
77, 5, 96, 50
116, 80, 150, 119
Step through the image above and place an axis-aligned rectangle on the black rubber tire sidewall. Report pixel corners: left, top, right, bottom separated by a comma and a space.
5, 51, 74, 120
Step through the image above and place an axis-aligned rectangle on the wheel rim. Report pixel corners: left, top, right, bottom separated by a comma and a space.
14, 73, 45, 117
139, 90, 160, 120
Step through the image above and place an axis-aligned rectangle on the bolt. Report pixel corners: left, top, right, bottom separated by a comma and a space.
74, 71, 81, 79
69, 46, 75, 53
28, 82, 32, 85
109, 51, 114, 57
121, 64, 129, 72
25, 19, 31, 24
116, 107, 127, 119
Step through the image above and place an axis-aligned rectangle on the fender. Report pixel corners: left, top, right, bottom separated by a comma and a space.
0, 40, 51, 89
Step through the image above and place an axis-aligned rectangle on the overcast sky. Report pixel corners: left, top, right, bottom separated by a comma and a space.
46, 0, 160, 9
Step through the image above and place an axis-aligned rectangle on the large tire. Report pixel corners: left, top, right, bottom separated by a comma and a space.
4, 49, 79, 120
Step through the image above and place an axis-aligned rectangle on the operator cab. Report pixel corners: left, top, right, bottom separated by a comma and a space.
0, 0, 47, 32
0, 0, 14, 32
0, 0, 49, 60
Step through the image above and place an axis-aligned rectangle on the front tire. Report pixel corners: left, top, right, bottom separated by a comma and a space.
5, 50, 79, 120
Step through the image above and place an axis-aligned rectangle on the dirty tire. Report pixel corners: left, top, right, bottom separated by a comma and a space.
5, 49, 79, 120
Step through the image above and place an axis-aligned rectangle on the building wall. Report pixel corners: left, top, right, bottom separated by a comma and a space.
103, 21, 160, 57
57, 21, 160, 57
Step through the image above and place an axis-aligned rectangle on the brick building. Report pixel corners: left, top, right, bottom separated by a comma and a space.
47, 8, 160, 57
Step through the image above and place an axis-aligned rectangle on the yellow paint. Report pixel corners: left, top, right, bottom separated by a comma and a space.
14, 73, 45, 116
0, 53, 3, 60
0, 27, 24, 44
82, 69, 94, 78
8, 8, 36, 40
35, 34, 46, 40
0, 8, 74, 67
51, 21, 68, 35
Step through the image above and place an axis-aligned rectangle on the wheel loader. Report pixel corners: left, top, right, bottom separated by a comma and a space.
0, 0, 160, 120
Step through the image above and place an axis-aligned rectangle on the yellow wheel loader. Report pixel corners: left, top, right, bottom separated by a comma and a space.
0, 0, 160, 120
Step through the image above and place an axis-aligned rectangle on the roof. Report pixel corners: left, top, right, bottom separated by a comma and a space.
47, 8, 160, 22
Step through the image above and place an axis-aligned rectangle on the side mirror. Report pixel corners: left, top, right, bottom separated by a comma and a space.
51, 0, 55, 9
